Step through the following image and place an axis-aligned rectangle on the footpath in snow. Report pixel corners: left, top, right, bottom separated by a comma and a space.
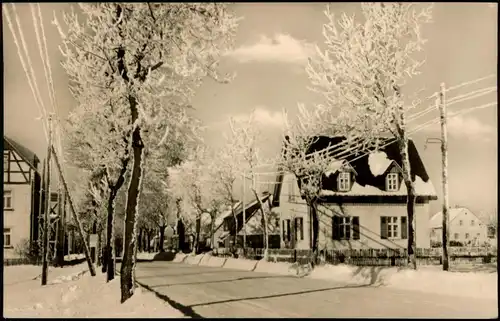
176, 252, 498, 301
3, 260, 184, 318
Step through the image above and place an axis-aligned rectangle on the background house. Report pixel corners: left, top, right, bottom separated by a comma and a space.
3, 136, 42, 258
212, 192, 279, 249
429, 207, 489, 246
273, 136, 438, 251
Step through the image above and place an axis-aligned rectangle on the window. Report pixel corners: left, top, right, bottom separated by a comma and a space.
386, 173, 399, 191
487, 226, 496, 239
294, 217, 304, 241
3, 190, 12, 210
4, 228, 11, 247
381, 216, 408, 240
454, 233, 459, 240
470, 220, 475, 226
333, 216, 360, 240
337, 172, 351, 192
223, 220, 229, 231
459, 220, 463, 226
3, 153, 8, 169
465, 233, 470, 239
50, 192, 59, 202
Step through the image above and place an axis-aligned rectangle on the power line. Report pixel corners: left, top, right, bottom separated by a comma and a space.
3, 5, 49, 143
444, 74, 496, 93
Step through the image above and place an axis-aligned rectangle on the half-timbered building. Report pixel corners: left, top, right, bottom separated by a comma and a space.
3, 136, 42, 258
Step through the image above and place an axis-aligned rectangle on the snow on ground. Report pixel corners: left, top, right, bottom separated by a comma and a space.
4, 263, 185, 318
306, 263, 497, 300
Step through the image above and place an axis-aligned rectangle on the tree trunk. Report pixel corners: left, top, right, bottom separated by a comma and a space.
230, 207, 238, 252
210, 213, 216, 249
139, 229, 144, 253
399, 137, 417, 270
105, 188, 120, 282
120, 95, 145, 303
192, 215, 201, 254
308, 200, 320, 267
252, 189, 269, 260
159, 225, 166, 252
146, 230, 151, 253
96, 229, 102, 267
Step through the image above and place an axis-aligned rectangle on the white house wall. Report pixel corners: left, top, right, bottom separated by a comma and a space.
3, 184, 32, 258
430, 209, 488, 245
277, 173, 310, 249
319, 203, 431, 250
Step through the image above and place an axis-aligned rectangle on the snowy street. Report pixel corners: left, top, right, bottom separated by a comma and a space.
129, 261, 498, 318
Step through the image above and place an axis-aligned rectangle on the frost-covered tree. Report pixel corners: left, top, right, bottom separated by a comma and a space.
55, 3, 239, 301
305, 2, 433, 269
226, 112, 273, 259
169, 147, 226, 253
64, 104, 130, 281
279, 106, 334, 266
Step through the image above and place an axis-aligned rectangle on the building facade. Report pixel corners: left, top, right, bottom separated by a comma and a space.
3, 137, 42, 258
273, 136, 438, 250
430, 207, 489, 246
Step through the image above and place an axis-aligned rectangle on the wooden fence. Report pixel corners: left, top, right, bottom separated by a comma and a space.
212, 247, 498, 266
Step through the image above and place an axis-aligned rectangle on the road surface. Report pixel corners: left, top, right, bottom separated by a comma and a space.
128, 261, 497, 318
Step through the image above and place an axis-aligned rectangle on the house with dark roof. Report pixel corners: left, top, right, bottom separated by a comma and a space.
3, 136, 42, 258
429, 207, 488, 247
211, 192, 281, 249
272, 136, 438, 250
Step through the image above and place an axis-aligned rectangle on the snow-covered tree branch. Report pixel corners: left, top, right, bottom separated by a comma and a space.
305, 2, 434, 269
56, 3, 239, 301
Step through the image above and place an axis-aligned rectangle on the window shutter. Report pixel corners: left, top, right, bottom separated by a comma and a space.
294, 218, 298, 241
380, 216, 388, 239
352, 216, 360, 240
282, 220, 286, 241
297, 217, 304, 241
286, 219, 291, 242
332, 216, 339, 240
401, 216, 408, 239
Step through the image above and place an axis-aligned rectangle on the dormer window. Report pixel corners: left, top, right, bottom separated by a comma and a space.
386, 173, 399, 191
338, 172, 351, 192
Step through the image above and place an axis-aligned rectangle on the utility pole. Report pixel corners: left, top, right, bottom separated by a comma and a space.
242, 171, 246, 251
51, 144, 96, 276
425, 84, 450, 271
38, 159, 46, 265
439, 83, 450, 271
41, 115, 52, 286
54, 186, 65, 267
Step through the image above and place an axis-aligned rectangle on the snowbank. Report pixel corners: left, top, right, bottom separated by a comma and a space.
4, 263, 185, 318
307, 264, 497, 300
224, 258, 258, 271
254, 260, 295, 275
173, 253, 187, 263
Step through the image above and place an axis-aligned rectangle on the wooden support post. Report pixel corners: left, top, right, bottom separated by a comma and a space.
439, 83, 450, 271
38, 160, 46, 264
51, 144, 96, 276
242, 171, 246, 250
41, 116, 52, 286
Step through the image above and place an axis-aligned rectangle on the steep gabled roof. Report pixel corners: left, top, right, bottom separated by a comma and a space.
430, 207, 485, 228
272, 136, 437, 205
3, 136, 39, 171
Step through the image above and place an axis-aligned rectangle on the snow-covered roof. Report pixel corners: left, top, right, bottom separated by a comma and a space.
214, 202, 241, 230
320, 175, 437, 197
273, 136, 438, 205
324, 160, 357, 177
429, 207, 483, 228
368, 151, 395, 177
